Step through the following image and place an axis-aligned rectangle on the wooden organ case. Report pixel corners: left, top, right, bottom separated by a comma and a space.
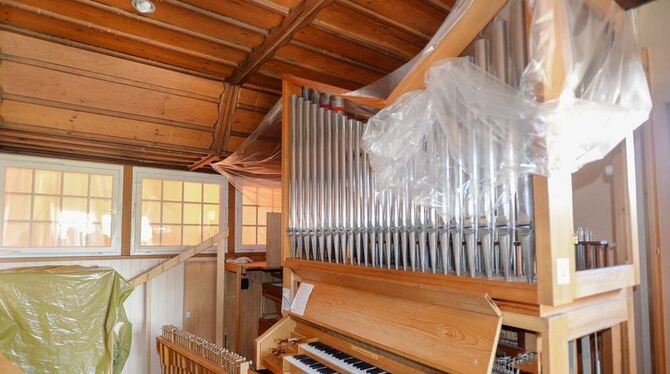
257, 1, 642, 373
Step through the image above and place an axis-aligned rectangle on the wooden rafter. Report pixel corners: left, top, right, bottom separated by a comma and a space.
228, 0, 333, 84
188, 154, 221, 171
211, 84, 241, 155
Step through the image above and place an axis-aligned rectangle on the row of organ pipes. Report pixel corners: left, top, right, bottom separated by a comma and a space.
288, 2, 537, 282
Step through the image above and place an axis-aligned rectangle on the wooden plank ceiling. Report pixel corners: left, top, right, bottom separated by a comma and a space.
0, 0, 453, 170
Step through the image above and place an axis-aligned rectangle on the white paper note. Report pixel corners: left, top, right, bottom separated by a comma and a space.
281, 287, 292, 313
556, 258, 571, 285
290, 283, 314, 316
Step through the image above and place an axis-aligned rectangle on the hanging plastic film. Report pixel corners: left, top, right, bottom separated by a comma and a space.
212, 101, 282, 209
0, 266, 133, 374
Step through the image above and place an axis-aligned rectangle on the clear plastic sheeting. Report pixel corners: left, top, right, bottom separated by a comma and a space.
212, 100, 282, 208
361, 0, 651, 221
0, 266, 133, 374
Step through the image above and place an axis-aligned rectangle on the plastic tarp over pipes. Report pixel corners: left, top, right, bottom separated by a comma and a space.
0, 266, 133, 374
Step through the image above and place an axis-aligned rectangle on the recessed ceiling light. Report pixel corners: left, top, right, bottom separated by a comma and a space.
131, 0, 156, 14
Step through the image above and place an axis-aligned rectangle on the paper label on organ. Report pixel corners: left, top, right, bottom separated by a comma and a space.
281, 287, 292, 313
290, 283, 314, 316
556, 258, 571, 285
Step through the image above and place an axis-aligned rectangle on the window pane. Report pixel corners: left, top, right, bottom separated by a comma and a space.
2, 222, 29, 246
141, 224, 161, 246
87, 223, 111, 247
203, 184, 219, 203
202, 225, 219, 240
162, 202, 182, 224
242, 186, 256, 204
63, 172, 88, 196
33, 195, 60, 221
183, 226, 201, 245
242, 206, 257, 225
161, 225, 182, 246
34, 170, 61, 194
4, 194, 31, 220
31, 222, 59, 246
59, 223, 87, 247
258, 207, 270, 226
258, 187, 272, 208
89, 198, 112, 223
5, 167, 32, 193
183, 203, 201, 225
203, 204, 219, 225
141, 201, 161, 225
257, 226, 267, 245
242, 226, 256, 245
61, 197, 88, 239
184, 182, 202, 202
163, 180, 182, 201
142, 179, 161, 200
90, 174, 113, 198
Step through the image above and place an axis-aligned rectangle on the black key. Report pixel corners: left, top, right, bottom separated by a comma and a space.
366, 368, 384, 374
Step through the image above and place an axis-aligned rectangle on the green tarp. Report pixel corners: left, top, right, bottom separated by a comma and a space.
0, 266, 133, 374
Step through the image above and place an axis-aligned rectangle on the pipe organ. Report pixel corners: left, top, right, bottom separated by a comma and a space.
261, 0, 643, 373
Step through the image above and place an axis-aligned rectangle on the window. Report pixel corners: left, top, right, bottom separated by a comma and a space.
236, 186, 281, 251
0, 155, 122, 257
132, 168, 227, 254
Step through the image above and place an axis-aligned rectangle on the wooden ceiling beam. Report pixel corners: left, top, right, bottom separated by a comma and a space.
228, 0, 333, 84
212, 85, 242, 155
188, 154, 221, 171
337, 0, 431, 41
0, 0, 240, 67
75, 0, 252, 52
165, 0, 268, 35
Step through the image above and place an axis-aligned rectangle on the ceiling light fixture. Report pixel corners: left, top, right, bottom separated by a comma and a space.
131, 0, 156, 14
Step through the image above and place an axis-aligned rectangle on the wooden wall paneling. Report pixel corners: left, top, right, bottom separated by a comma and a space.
0, 31, 225, 99
292, 27, 406, 73
230, 108, 268, 135
0, 100, 214, 151
0, 61, 219, 127
237, 87, 279, 112
183, 260, 217, 342
244, 74, 283, 94
224, 135, 248, 154
0, 7, 235, 78
229, 0, 332, 84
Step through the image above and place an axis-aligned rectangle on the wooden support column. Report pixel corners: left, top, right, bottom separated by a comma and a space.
121, 165, 133, 255
229, 0, 332, 84
216, 237, 226, 346
542, 315, 570, 374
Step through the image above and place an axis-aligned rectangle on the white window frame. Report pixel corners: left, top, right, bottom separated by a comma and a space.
131, 167, 228, 255
0, 154, 123, 258
235, 188, 280, 253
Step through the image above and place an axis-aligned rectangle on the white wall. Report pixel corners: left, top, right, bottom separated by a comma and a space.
0, 259, 184, 374
634, 1, 670, 371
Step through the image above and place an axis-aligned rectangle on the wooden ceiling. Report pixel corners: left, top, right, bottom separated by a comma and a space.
0, 0, 453, 169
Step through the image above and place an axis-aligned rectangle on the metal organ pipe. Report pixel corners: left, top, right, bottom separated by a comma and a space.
288, 2, 536, 282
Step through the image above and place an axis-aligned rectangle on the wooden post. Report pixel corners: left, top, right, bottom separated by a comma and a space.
216, 238, 226, 346
542, 315, 570, 373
